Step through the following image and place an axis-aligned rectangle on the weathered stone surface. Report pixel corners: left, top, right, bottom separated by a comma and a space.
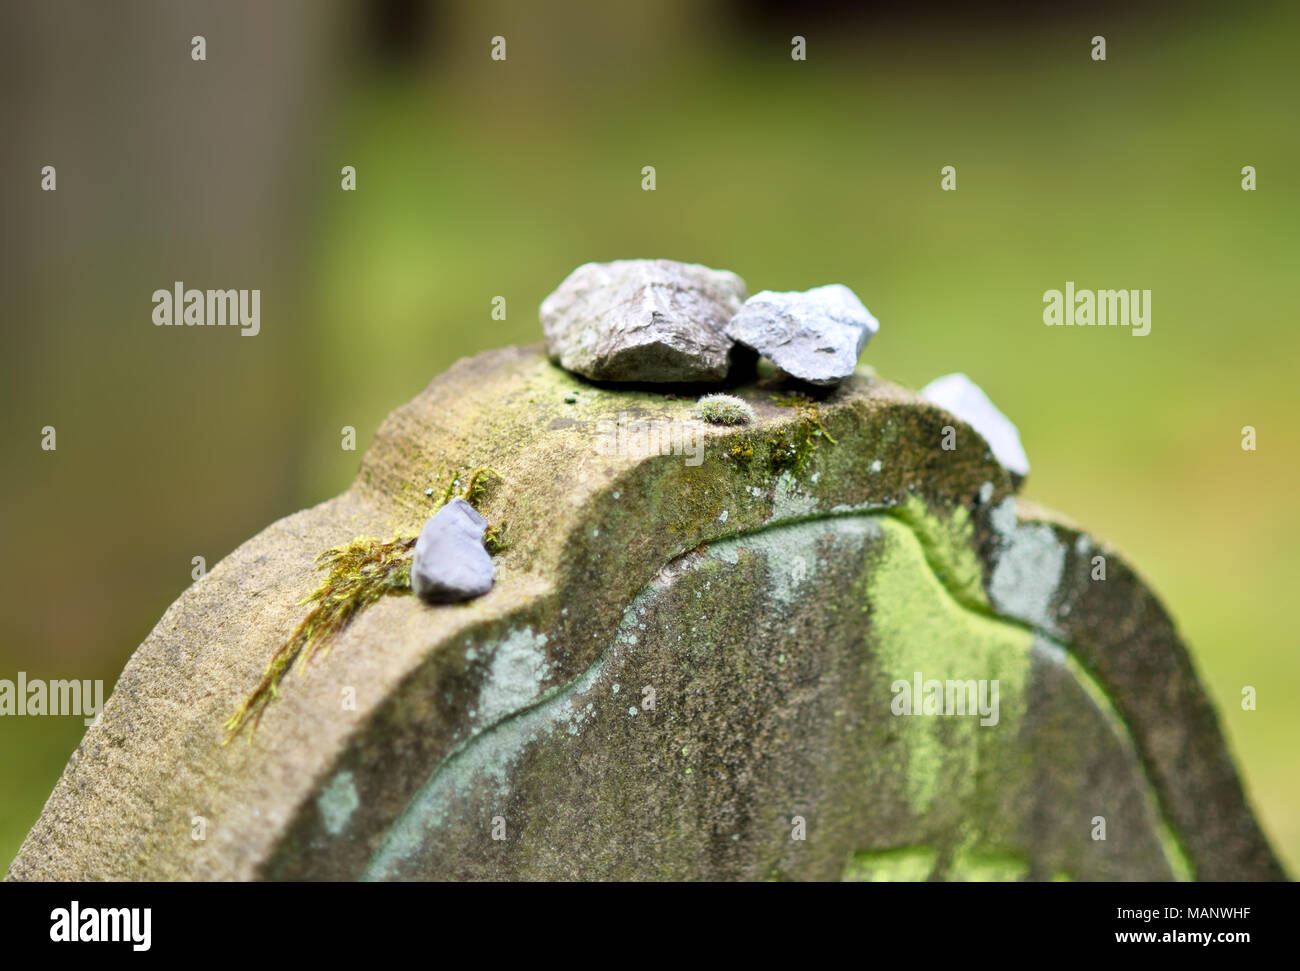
725, 284, 878, 386
540, 259, 747, 384
922, 372, 1030, 478
411, 498, 493, 603
6, 345, 1284, 881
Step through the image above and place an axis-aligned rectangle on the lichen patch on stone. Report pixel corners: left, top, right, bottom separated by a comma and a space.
317, 771, 360, 837
475, 628, 553, 727
988, 498, 1066, 634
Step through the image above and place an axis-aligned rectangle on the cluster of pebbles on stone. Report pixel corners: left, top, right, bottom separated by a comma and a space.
413, 258, 1028, 605
541, 258, 879, 387
537, 258, 1028, 468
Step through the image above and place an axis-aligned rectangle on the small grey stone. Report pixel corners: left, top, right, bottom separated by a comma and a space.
921, 372, 1030, 478
540, 259, 747, 383
411, 497, 494, 603
725, 284, 879, 386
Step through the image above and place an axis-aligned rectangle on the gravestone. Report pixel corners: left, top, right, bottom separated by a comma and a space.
5, 345, 1284, 881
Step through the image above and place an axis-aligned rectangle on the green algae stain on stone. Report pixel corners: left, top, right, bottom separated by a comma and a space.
843, 844, 1030, 881
360, 510, 1042, 880
843, 845, 936, 881
863, 516, 1034, 819
944, 849, 1031, 882
885, 495, 990, 614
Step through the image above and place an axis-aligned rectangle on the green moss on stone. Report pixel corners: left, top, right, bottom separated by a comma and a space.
844, 845, 1030, 881
222, 533, 416, 742
483, 522, 510, 554
843, 845, 936, 881
460, 467, 503, 508
885, 495, 991, 613
731, 441, 754, 461
862, 516, 1033, 819
768, 393, 837, 476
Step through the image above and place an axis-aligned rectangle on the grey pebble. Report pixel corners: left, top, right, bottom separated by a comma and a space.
725, 283, 878, 386
411, 497, 495, 603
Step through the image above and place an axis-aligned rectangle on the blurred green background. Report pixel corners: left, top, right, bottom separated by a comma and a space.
2, 0, 1296, 874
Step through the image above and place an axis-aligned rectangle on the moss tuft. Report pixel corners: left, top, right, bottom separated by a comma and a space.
728, 440, 754, 462
694, 393, 755, 426
460, 467, 503, 508
483, 521, 510, 553
222, 534, 416, 742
